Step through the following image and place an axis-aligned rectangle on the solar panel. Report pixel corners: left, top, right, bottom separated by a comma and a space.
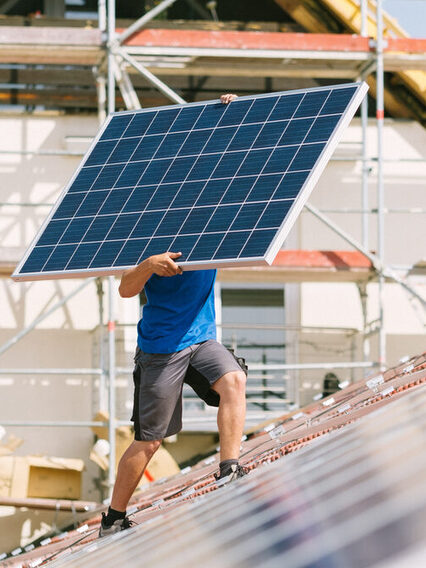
12, 82, 368, 281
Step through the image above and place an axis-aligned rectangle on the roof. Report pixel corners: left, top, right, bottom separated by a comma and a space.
273, 250, 372, 268
124, 27, 426, 54
219, 250, 375, 283
2, 352, 426, 567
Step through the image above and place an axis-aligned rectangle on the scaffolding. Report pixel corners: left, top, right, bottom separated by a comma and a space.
0, 0, 425, 498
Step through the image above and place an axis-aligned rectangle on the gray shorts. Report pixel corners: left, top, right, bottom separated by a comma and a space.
131, 340, 244, 441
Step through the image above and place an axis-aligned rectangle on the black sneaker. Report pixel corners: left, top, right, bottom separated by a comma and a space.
98, 512, 135, 538
214, 464, 247, 485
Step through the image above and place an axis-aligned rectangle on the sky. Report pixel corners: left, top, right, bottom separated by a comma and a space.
384, 0, 426, 37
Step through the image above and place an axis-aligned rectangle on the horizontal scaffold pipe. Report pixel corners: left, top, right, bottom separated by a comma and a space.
0, 368, 103, 375
0, 421, 107, 427
115, 361, 377, 375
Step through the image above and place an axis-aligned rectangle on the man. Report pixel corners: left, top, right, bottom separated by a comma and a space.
100, 94, 248, 536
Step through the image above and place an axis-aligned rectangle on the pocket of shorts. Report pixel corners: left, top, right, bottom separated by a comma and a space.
140, 352, 183, 394
135, 350, 155, 369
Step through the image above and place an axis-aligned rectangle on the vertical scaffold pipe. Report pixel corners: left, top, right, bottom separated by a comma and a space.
376, 0, 386, 370
108, 276, 117, 496
360, 0, 370, 372
361, 0, 369, 250
107, 0, 116, 115
106, 0, 116, 498
96, 278, 107, 412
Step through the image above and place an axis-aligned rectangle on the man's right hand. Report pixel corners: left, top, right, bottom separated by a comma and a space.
119, 251, 183, 298
149, 252, 183, 277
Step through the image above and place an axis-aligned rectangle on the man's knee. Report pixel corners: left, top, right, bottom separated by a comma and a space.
132, 438, 162, 458
212, 370, 246, 399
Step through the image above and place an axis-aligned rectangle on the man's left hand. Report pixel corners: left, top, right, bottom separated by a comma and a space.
221, 93, 238, 104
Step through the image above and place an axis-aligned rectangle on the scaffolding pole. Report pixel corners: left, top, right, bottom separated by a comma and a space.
360, 0, 369, 251
107, 276, 116, 498
96, 0, 107, 124
113, 54, 141, 110
376, 0, 386, 369
95, 70, 107, 125
96, 278, 107, 412
0, 369, 102, 375
360, 0, 370, 367
106, 0, 116, 495
117, 49, 186, 105
107, 0, 116, 115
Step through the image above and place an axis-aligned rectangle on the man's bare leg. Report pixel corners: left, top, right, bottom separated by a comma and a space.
212, 371, 247, 462
110, 439, 161, 511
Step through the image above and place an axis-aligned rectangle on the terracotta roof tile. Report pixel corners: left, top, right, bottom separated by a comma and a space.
2, 352, 425, 567
272, 250, 373, 269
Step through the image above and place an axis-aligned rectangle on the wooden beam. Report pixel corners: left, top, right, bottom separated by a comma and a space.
150, 63, 358, 79
273, 0, 336, 33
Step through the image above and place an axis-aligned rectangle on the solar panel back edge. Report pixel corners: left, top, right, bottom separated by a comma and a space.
11, 83, 366, 281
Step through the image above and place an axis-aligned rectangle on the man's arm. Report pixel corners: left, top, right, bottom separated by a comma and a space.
119, 252, 182, 298
119, 93, 238, 299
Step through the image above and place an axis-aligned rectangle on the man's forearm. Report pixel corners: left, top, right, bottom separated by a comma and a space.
119, 258, 153, 298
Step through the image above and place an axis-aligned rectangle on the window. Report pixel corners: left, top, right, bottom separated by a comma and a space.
220, 286, 288, 411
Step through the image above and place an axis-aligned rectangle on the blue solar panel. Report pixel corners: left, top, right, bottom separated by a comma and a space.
12, 82, 368, 281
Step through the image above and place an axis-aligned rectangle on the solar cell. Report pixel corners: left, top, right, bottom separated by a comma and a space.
12, 82, 368, 281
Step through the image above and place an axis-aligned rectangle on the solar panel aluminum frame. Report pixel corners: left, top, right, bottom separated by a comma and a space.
12, 82, 368, 282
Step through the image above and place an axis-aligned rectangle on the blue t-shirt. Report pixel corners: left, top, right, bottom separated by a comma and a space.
137, 269, 217, 354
